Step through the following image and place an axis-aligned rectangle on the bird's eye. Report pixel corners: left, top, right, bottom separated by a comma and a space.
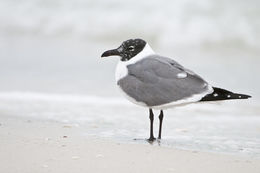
127, 46, 135, 51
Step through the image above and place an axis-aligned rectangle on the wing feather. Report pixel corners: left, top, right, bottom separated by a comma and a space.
118, 55, 212, 106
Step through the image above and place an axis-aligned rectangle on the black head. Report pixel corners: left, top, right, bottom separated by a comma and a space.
101, 39, 146, 61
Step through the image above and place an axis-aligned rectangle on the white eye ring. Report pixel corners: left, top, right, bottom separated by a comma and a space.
128, 46, 135, 51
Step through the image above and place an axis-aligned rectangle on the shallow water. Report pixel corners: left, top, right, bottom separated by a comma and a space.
0, 91, 260, 157
0, 0, 260, 157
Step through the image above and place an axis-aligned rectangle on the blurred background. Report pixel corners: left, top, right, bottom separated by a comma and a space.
0, 0, 259, 97
0, 0, 259, 156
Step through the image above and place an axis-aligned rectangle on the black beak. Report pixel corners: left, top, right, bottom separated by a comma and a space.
101, 49, 120, 58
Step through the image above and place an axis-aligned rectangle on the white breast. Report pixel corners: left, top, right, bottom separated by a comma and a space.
115, 61, 128, 82
115, 43, 155, 83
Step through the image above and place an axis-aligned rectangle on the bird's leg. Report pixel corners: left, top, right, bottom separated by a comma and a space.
158, 110, 164, 140
148, 109, 156, 142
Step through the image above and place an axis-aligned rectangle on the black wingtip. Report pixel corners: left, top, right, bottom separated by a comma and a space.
238, 94, 251, 99
200, 87, 252, 102
231, 92, 251, 99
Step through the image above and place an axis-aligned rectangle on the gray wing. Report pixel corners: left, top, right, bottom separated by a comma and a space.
117, 55, 212, 107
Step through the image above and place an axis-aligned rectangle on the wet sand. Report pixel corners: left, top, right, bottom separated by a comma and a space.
0, 116, 259, 173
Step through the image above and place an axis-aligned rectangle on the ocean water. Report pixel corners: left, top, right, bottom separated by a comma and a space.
0, 0, 260, 157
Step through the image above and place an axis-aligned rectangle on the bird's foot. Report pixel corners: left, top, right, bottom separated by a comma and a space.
133, 137, 161, 145
146, 137, 156, 144
156, 138, 162, 145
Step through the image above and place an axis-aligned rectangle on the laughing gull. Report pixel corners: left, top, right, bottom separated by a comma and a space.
101, 38, 251, 142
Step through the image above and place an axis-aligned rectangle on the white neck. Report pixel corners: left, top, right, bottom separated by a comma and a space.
115, 43, 155, 82
125, 43, 155, 65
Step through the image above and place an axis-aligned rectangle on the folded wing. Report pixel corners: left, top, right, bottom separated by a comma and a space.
117, 55, 213, 107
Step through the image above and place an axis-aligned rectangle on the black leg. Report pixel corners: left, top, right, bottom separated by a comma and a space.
158, 110, 164, 139
148, 109, 156, 142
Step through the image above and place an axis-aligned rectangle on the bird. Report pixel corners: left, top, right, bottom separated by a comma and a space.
101, 38, 251, 142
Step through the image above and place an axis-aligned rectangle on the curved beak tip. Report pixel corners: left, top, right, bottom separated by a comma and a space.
101, 49, 120, 58
101, 52, 107, 58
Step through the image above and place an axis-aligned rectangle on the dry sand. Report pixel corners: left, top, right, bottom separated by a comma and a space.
0, 116, 259, 173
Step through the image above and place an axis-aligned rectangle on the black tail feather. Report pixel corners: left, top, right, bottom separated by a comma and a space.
200, 87, 251, 102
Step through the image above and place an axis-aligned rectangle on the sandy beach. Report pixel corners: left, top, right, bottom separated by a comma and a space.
1, 115, 259, 173
1, 0, 260, 172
